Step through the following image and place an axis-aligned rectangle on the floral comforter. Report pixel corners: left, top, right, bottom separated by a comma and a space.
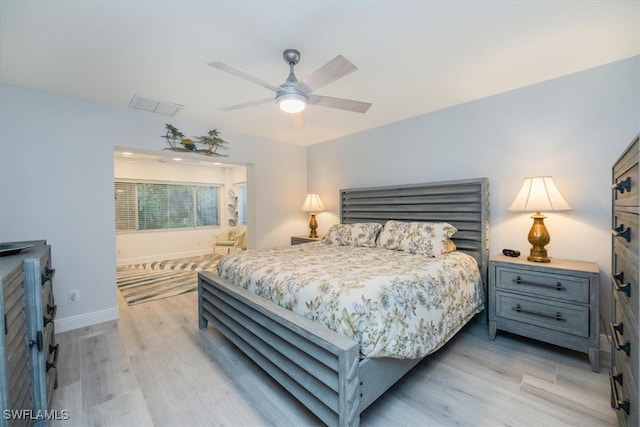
216, 242, 484, 359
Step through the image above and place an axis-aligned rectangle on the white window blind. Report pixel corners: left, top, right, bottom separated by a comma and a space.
115, 180, 220, 232
115, 182, 137, 231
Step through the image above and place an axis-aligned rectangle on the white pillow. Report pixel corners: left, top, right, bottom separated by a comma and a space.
322, 223, 383, 247
376, 220, 457, 256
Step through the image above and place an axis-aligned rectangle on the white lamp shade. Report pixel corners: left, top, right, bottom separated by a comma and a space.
301, 194, 325, 212
508, 176, 572, 212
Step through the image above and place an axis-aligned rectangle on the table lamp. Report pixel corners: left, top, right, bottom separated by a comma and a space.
508, 176, 572, 263
301, 194, 324, 238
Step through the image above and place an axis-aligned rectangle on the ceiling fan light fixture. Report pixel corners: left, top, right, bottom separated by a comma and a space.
277, 93, 307, 113
210, 49, 371, 120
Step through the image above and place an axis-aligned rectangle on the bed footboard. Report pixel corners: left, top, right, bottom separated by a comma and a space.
198, 271, 361, 427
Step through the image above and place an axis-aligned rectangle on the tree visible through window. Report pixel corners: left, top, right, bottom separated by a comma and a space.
115, 181, 219, 232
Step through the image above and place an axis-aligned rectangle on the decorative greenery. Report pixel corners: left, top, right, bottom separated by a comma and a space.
162, 124, 229, 157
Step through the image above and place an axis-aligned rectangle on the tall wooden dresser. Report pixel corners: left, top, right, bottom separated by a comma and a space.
0, 241, 58, 427
611, 134, 640, 427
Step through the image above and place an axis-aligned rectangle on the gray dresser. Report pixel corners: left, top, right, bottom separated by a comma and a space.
489, 254, 600, 372
0, 241, 58, 427
610, 134, 640, 427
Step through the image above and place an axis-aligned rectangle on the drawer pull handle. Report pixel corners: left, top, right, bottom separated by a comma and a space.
612, 272, 631, 298
513, 276, 565, 291
611, 367, 624, 386
612, 224, 631, 242
610, 322, 631, 356
610, 370, 631, 415
513, 304, 565, 321
40, 267, 55, 285
612, 176, 632, 193
46, 344, 59, 371
612, 321, 624, 335
43, 304, 57, 327
29, 330, 43, 352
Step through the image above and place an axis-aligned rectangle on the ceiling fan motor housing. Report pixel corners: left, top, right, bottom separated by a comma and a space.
276, 49, 308, 113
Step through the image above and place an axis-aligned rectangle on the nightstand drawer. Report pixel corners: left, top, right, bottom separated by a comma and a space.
495, 266, 589, 304
495, 293, 589, 337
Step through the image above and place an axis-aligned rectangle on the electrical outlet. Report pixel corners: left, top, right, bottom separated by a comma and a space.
68, 290, 80, 303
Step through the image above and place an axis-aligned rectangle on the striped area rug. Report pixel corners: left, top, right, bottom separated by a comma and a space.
117, 254, 222, 306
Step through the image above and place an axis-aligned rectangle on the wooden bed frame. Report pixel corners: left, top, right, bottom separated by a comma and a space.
198, 177, 489, 426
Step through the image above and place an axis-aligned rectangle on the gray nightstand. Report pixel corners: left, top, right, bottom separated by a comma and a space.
291, 235, 323, 245
488, 254, 600, 372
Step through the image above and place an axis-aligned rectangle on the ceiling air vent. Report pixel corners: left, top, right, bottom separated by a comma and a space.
129, 94, 183, 116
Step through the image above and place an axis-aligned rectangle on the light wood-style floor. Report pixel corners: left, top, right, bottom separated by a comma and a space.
50, 291, 617, 427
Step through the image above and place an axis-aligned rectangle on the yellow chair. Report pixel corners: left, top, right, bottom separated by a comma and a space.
214, 226, 247, 255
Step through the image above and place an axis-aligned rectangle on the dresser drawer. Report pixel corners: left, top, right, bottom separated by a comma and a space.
495, 292, 590, 337
613, 241, 639, 324
494, 266, 589, 304
611, 362, 638, 427
614, 210, 639, 255
614, 162, 639, 212
614, 135, 639, 211
43, 320, 55, 354
613, 341, 639, 411
612, 296, 639, 388
42, 286, 57, 327
41, 280, 55, 317
45, 341, 59, 400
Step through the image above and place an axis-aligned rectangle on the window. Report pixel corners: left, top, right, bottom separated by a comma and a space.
115, 182, 136, 231
237, 184, 247, 225
115, 181, 220, 232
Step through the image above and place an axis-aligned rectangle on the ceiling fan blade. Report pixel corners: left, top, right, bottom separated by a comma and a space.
308, 95, 372, 114
208, 61, 280, 93
218, 98, 273, 112
289, 112, 305, 128
297, 55, 358, 94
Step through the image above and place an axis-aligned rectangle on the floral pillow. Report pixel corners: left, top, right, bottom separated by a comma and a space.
376, 220, 458, 256
322, 223, 383, 247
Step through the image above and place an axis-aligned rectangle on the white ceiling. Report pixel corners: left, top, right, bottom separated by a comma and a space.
1, 1, 639, 146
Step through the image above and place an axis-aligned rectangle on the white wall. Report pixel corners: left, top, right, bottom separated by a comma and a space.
307, 56, 640, 324
0, 83, 307, 331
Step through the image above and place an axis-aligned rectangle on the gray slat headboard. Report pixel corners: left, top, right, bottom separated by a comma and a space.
340, 177, 490, 292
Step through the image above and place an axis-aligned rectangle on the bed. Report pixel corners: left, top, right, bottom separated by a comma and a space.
198, 177, 489, 426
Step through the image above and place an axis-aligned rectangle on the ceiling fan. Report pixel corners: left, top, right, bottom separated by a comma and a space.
208, 49, 372, 126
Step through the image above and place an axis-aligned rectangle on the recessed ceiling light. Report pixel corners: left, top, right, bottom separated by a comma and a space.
173, 158, 182, 161
122, 152, 133, 156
